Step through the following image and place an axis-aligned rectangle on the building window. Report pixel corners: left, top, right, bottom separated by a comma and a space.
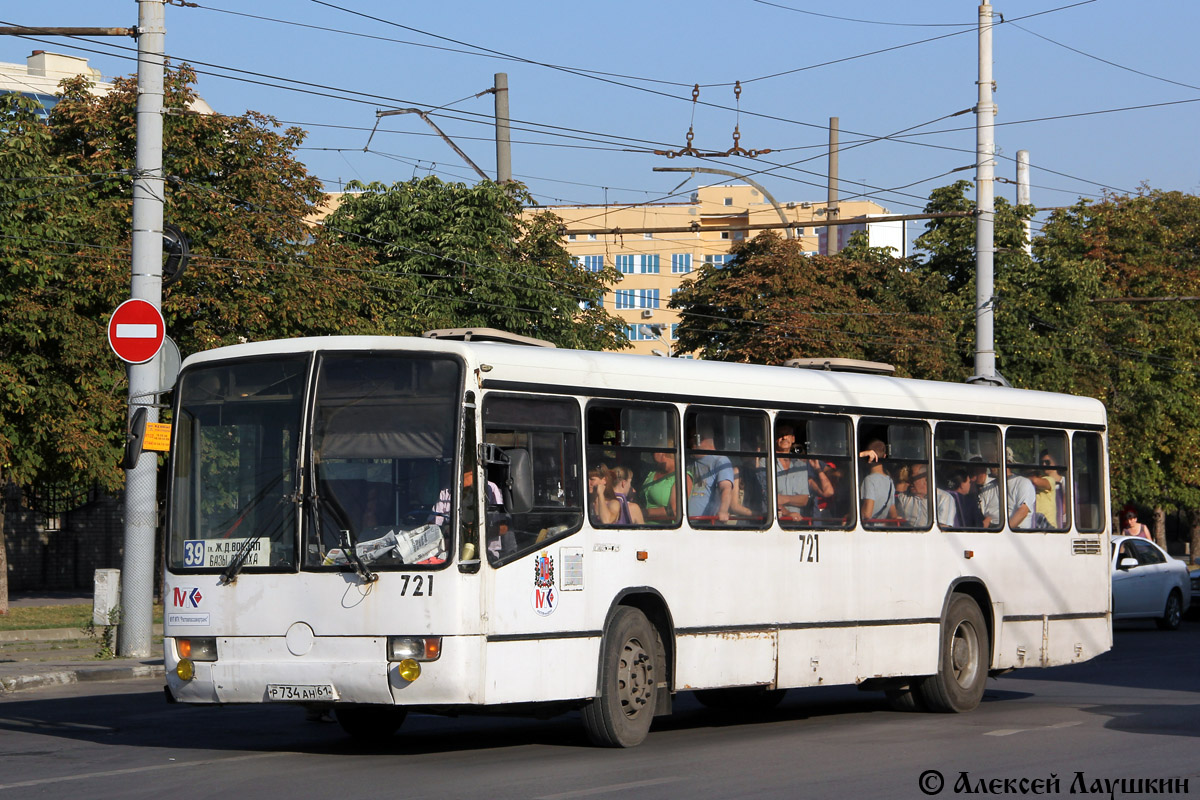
723, 197, 733, 206
795, 227, 805, 236
588, 233, 598, 241
615, 290, 634, 309
703, 254, 732, 269
671, 253, 692, 273
615, 254, 658, 274
575, 254, 603, 272
624, 324, 661, 341
670, 323, 679, 340
720, 232, 730, 240
644, 232, 653, 240
568, 234, 577, 241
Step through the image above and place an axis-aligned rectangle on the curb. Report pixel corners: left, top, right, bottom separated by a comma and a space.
0, 663, 164, 695
0, 625, 164, 644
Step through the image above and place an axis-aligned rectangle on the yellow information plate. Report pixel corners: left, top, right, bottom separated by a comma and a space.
143, 422, 172, 451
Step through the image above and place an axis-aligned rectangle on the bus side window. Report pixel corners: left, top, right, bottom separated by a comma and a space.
858, 419, 930, 530
775, 414, 854, 530
685, 408, 769, 529
482, 394, 584, 566
934, 423, 1002, 532
1072, 432, 1104, 532
1006, 428, 1070, 532
585, 403, 681, 528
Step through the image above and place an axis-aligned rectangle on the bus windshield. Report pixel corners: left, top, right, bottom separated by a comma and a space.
167, 352, 463, 574
305, 353, 462, 571
168, 356, 308, 572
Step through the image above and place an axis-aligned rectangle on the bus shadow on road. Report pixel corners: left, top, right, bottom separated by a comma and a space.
1079, 703, 1200, 739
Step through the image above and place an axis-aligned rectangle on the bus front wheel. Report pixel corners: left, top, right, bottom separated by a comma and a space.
335, 705, 408, 740
582, 606, 659, 747
917, 594, 988, 713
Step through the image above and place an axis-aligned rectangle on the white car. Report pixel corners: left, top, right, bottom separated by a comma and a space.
1111, 535, 1191, 630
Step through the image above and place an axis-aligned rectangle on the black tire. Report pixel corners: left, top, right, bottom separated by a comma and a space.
581, 606, 659, 747
917, 594, 989, 713
694, 686, 787, 712
884, 687, 926, 712
1155, 590, 1184, 631
335, 705, 408, 740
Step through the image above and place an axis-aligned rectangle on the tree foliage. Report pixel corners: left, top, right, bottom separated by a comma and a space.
670, 230, 960, 379
318, 177, 627, 350
0, 67, 378, 501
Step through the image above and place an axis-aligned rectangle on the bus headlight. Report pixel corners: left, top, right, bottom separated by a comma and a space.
177, 637, 218, 661
397, 659, 421, 682
387, 636, 441, 662
176, 658, 195, 681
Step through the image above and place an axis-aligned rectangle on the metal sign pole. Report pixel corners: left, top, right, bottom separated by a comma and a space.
119, 0, 165, 658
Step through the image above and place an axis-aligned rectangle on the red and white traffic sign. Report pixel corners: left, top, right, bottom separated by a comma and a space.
107, 299, 165, 364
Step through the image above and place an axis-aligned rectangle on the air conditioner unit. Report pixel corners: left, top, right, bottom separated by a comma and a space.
640, 310, 654, 319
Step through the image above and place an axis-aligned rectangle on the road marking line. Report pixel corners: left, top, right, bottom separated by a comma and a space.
985, 720, 1082, 737
0, 752, 285, 790
537, 777, 684, 799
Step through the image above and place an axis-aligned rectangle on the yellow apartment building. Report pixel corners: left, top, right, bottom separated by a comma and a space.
543, 184, 902, 356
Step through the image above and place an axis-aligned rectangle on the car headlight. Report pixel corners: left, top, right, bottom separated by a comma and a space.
387, 636, 441, 662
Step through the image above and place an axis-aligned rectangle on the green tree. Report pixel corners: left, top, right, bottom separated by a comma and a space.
1036, 191, 1200, 546
669, 230, 959, 379
913, 179, 1038, 382
318, 177, 627, 350
0, 68, 380, 608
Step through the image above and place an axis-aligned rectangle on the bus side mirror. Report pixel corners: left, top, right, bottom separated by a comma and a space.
122, 407, 148, 470
505, 448, 534, 514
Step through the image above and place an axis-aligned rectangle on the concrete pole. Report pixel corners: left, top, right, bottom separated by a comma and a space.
119, 0, 166, 658
826, 116, 840, 254
1016, 149, 1032, 257
973, 3, 998, 383
494, 73, 511, 183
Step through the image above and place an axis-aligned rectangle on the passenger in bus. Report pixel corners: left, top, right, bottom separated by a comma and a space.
945, 469, 983, 528
775, 425, 810, 521
1005, 448, 1037, 530
970, 457, 1000, 527
859, 440, 900, 524
687, 430, 735, 524
590, 465, 644, 526
1031, 450, 1066, 528
641, 450, 680, 524
806, 458, 836, 519
610, 465, 645, 526
483, 474, 512, 560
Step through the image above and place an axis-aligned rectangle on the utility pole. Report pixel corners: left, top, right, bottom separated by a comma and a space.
494, 73, 511, 183
826, 117, 840, 254
120, 0, 166, 658
972, 2, 1002, 385
1016, 149, 1032, 257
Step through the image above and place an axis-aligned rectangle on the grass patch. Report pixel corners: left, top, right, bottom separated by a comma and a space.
0, 603, 164, 632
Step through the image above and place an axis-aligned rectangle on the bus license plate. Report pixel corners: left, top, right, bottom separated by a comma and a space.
266, 683, 336, 702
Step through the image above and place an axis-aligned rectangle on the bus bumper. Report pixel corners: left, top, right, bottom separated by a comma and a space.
164, 634, 485, 706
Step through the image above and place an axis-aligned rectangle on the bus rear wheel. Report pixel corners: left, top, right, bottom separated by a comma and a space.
582, 606, 658, 747
335, 705, 408, 740
917, 594, 988, 713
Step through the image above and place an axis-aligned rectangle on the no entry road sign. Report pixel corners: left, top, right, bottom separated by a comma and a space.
108, 299, 165, 364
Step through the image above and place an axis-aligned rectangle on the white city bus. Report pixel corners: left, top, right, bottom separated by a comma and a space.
162, 331, 1111, 746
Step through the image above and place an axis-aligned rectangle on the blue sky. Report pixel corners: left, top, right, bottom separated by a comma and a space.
5, 1, 1198, 241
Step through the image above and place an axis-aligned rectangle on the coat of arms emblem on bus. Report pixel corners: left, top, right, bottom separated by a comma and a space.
532, 551, 557, 616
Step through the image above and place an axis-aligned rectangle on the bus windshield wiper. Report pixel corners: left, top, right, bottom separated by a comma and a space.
341, 529, 378, 584
219, 535, 260, 585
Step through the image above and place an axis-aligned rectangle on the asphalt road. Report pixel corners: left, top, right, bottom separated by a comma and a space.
1, 621, 1197, 800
